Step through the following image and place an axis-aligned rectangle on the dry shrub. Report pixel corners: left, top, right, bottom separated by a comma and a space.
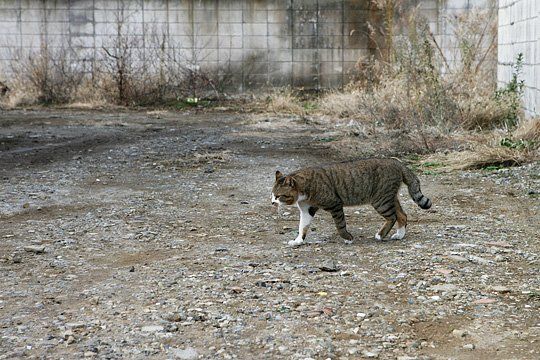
318, 2, 511, 133
267, 89, 305, 115
68, 77, 110, 108
7, 44, 86, 105
442, 145, 531, 170
514, 117, 540, 145
457, 94, 517, 130
424, 122, 539, 171
317, 90, 363, 118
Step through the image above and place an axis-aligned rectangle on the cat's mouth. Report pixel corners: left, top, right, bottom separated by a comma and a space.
271, 193, 279, 206
271, 193, 295, 206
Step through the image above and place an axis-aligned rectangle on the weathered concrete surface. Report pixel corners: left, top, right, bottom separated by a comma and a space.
0, 0, 492, 90
498, 0, 539, 117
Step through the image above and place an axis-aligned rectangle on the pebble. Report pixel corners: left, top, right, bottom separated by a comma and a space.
362, 350, 379, 358
162, 312, 184, 322
23, 245, 46, 254
171, 347, 199, 360
431, 284, 458, 292
463, 343, 475, 350
141, 325, 165, 333
319, 259, 339, 272
490, 286, 511, 293
468, 255, 493, 266
66, 322, 85, 330
452, 329, 468, 338
446, 255, 468, 262
473, 298, 497, 305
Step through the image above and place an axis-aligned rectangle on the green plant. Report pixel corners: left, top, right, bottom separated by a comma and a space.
495, 53, 525, 128
482, 165, 504, 171
499, 137, 535, 150
422, 161, 444, 168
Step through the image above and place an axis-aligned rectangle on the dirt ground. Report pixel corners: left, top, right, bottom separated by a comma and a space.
0, 109, 539, 360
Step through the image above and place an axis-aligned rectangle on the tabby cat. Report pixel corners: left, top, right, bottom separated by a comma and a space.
271, 158, 432, 246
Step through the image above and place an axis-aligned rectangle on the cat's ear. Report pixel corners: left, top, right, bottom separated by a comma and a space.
284, 176, 296, 188
275, 170, 283, 181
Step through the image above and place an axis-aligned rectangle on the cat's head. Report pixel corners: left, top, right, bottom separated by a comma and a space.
271, 171, 299, 206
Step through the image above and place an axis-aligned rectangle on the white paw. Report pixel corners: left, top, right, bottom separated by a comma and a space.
375, 233, 382, 241
288, 238, 304, 246
391, 227, 406, 240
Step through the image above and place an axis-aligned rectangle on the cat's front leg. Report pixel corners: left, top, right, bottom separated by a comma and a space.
327, 204, 353, 241
289, 203, 318, 246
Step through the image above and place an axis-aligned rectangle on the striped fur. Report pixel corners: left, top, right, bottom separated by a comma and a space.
271, 158, 431, 244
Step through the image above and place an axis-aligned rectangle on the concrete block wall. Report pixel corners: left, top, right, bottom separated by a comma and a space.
0, 0, 371, 90
411, 0, 495, 71
0, 0, 492, 91
498, 0, 539, 117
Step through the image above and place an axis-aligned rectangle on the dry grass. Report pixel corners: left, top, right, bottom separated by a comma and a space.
440, 145, 531, 170
423, 124, 539, 171
317, 90, 364, 118
0, 85, 39, 109
154, 150, 232, 170
266, 89, 305, 116
514, 117, 540, 143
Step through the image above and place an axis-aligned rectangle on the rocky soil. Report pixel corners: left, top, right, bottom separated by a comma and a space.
0, 109, 539, 359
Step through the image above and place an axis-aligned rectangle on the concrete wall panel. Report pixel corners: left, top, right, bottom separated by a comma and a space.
0, 0, 495, 91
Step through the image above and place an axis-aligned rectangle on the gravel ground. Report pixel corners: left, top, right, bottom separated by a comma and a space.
0, 109, 539, 359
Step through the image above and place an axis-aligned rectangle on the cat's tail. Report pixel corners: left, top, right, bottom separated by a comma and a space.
402, 165, 432, 209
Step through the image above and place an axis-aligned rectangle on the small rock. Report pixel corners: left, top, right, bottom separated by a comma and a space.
473, 298, 496, 305
446, 225, 467, 230
468, 255, 493, 266
66, 336, 76, 344
229, 286, 243, 294
171, 347, 199, 360
84, 351, 97, 357
362, 350, 379, 358
66, 322, 85, 330
23, 245, 46, 254
141, 325, 165, 333
435, 268, 453, 275
446, 255, 468, 262
452, 329, 468, 338
463, 343, 475, 350
490, 286, 511, 293
162, 312, 184, 322
322, 307, 334, 316
431, 284, 458, 292
319, 259, 339, 272
129, 266, 135, 272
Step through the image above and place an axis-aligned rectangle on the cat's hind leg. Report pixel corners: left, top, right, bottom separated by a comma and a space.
391, 199, 407, 240
289, 203, 318, 246
374, 197, 397, 240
